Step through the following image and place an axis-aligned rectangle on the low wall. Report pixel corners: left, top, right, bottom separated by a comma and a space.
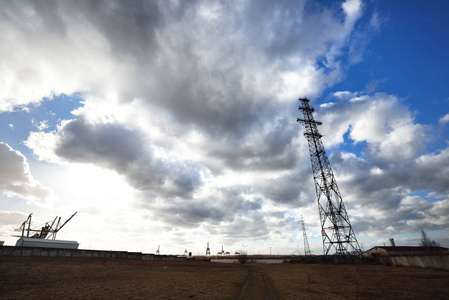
379, 255, 449, 270
0, 246, 186, 261
280, 255, 373, 265
199, 254, 374, 265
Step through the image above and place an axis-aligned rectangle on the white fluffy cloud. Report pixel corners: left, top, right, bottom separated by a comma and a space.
2, 0, 448, 252
0, 211, 30, 242
320, 92, 428, 161
440, 113, 449, 124
0, 0, 365, 112
312, 93, 449, 243
0, 143, 52, 203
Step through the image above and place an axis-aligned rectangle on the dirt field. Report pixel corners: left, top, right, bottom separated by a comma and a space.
1, 256, 448, 299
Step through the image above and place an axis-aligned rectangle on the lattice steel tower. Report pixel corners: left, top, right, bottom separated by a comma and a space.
297, 98, 362, 255
206, 242, 211, 255
301, 215, 312, 256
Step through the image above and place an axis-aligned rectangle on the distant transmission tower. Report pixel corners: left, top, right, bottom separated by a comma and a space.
297, 97, 362, 255
301, 216, 312, 256
206, 242, 211, 255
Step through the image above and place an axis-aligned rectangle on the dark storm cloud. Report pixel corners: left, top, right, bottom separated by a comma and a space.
413, 149, 449, 193
219, 213, 270, 240
215, 210, 301, 241
206, 115, 301, 171
258, 166, 315, 206
55, 117, 202, 196
78, 0, 164, 54
7, 0, 165, 68
147, 184, 262, 228
154, 201, 227, 228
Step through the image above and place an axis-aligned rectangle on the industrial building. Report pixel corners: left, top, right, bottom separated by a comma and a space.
15, 237, 79, 249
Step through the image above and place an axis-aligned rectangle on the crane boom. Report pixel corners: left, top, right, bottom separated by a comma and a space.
55, 211, 77, 233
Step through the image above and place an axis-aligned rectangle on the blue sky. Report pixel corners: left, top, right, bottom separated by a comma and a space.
1, 0, 448, 255
328, 0, 449, 124
325, 0, 449, 155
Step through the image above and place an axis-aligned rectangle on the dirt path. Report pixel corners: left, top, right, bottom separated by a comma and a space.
236, 265, 277, 300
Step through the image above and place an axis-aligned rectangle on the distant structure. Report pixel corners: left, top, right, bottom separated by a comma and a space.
389, 238, 396, 247
217, 245, 229, 255
301, 216, 312, 256
297, 98, 362, 255
206, 242, 211, 255
13, 212, 78, 249
156, 245, 160, 255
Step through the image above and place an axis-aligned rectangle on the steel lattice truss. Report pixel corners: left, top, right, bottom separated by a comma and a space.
297, 98, 362, 255
301, 216, 312, 256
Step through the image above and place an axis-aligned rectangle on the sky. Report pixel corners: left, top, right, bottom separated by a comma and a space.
1, 0, 449, 255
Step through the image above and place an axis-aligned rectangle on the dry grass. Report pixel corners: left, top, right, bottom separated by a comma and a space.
0, 256, 246, 299
253, 263, 449, 299
1, 256, 448, 299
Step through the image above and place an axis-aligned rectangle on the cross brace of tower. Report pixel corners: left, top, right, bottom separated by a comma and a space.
297, 97, 362, 255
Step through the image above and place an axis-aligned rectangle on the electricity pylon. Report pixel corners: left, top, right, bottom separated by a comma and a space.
301, 216, 312, 256
206, 242, 211, 255
297, 97, 362, 255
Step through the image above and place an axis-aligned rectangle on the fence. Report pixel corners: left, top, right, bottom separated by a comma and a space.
379, 255, 449, 270
0, 246, 186, 261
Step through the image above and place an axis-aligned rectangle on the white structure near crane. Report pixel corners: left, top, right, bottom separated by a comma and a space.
13, 212, 79, 249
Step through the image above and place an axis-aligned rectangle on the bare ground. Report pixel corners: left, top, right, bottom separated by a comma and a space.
1, 256, 448, 299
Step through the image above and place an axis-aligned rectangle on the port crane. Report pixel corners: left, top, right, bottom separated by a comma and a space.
14, 212, 77, 240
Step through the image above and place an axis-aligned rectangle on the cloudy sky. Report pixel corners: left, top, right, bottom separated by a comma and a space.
1, 0, 449, 255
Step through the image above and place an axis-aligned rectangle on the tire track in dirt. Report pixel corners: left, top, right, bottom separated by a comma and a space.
236, 265, 277, 300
